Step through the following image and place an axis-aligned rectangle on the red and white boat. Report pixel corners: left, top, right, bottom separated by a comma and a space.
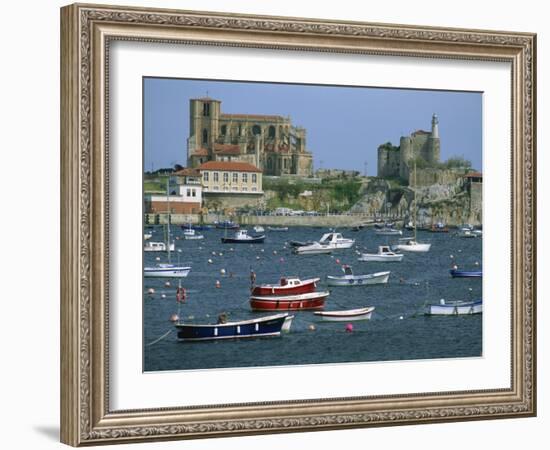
250, 291, 329, 311
251, 276, 320, 297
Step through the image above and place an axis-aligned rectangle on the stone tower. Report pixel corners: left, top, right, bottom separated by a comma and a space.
187, 97, 221, 167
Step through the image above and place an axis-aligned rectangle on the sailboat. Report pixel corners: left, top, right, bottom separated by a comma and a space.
393, 162, 431, 253
144, 180, 191, 278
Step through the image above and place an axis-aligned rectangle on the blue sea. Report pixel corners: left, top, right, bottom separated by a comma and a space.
143, 226, 482, 372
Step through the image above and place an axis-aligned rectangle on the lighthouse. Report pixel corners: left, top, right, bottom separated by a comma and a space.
431, 113, 439, 139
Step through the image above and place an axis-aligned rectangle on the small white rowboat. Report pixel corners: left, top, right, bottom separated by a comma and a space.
314, 306, 375, 322
326, 265, 390, 286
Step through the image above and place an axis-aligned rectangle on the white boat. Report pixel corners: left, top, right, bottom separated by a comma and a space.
358, 245, 404, 262
144, 263, 191, 278
326, 265, 390, 286
458, 229, 477, 238
393, 162, 431, 253
374, 227, 402, 236
314, 306, 375, 322
393, 238, 431, 253
144, 180, 191, 278
318, 232, 355, 249
253, 225, 265, 233
221, 229, 265, 244
144, 233, 152, 240
292, 241, 333, 255
267, 226, 289, 232
144, 241, 175, 252
426, 299, 482, 316
183, 228, 204, 240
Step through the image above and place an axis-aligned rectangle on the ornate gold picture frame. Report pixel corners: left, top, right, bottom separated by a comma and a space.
60, 3, 536, 446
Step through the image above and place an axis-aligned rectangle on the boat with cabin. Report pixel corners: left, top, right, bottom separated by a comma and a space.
292, 241, 333, 255
221, 229, 265, 244
326, 265, 390, 286
358, 245, 404, 262
314, 306, 375, 322
318, 232, 355, 249
215, 220, 239, 230
253, 225, 265, 233
175, 313, 294, 341
251, 276, 320, 296
374, 227, 402, 236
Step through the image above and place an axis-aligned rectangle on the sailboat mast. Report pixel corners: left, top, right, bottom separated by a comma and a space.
166, 178, 171, 263
413, 162, 417, 241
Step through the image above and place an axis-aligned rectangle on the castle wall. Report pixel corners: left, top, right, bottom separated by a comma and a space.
409, 168, 468, 187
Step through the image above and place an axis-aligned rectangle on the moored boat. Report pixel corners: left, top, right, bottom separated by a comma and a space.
221, 229, 265, 244
358, 245, 404, 262
251, 276, 320, 296
326, 265, 390, 286
318, 232, 355, 249
374, 227, 402, 236
253, 225, 265, 233
450, 268, 482, 278
314, 306, 375, 322
144, 241, 175, 252
144, 263, 191, 278
425, 299, 482, 315
430, 222, 449, 232
249, 291, 329, 311
175, 313, 294, 341
215, 220, 239, 230
393, 237, 431, 253
267, 226, 289, 232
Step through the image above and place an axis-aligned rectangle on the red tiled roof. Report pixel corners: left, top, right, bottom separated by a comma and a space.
221, 113, 286, 121
191, 148, 209, 156
412, 129, 431, 136
173, 167, 200, 177
213, 143, 241, 155
198, 161, 262, 173
464, 172, 483, 178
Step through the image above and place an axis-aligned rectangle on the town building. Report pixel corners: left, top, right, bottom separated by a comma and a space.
187, 97, 313, 177
377, 114, 441, 181
198, 160, 264, 209
144, 169, 202, 214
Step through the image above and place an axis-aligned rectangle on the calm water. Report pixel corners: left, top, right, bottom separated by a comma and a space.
143, 226, 482, 372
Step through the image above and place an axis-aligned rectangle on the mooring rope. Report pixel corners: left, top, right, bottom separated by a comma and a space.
146, 329, 172, 346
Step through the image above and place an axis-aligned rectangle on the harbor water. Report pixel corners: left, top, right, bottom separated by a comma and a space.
144, 226, 482, 372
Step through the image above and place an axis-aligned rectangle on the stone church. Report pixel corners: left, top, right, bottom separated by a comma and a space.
187, 97, 313, 177
377, 114, 441, 181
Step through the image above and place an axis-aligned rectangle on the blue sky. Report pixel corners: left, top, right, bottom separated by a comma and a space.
144, 78, 482, 174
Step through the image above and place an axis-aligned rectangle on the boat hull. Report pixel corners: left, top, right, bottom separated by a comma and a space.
251, 278, 319, 296
144, 242, 175, 252
450, 269, 482, 278
175, 314, 293, 341
426, 300, 482, 316
326, 271, 390, 286
144, 266, 191, 278
394, 243, 431, 253
221, 235, 265, 244
358, 254, 404, 262
250, 292, 329, 311
314, 306, 375, 322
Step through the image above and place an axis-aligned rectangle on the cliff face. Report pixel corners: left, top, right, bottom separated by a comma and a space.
350, 178, 482, 226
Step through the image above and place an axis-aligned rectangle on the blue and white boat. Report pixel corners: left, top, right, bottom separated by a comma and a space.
425, 299, 482, 316
450, 269, 482, 278
175, 313, 294, 342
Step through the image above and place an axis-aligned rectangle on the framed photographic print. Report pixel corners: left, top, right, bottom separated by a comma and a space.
60, 3, 536, 446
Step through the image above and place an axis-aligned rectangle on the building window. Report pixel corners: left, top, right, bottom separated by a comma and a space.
252, 125, 261, 136
223, 172, 229, 183
242, 173, 248, 183
187, 188, 191, 196
232, 173, 238, 183
202, 103, 210, 117
213, 185, 219, 191
242, 186, 248, 192
213, 172, 219, 182
252, 187, 257, 192
203, 172, 209, 182
268, 125, 275, 138
221, 124, 227, 135
192, 189, 196, 197
252, 174, 257, 184
202, 129, 208, 145
284, 159, 288, 169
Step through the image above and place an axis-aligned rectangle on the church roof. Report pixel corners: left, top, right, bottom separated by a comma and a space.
221, 113, 286, 121
198, 161, 262, 173
173, 167, 201, 177
213, 143, 241, 155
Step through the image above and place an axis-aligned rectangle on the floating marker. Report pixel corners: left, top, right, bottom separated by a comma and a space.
230, 248, 234, 252
474, 261, 479, 266
147, 288, 155, 295
155, 256, 161, 261
175, 236, 180, 240
260, 249, 265, 253
208, 258, 213, 264
399, 316, 404, 320
279, 257, 284, 263
212, 251, 217, 256
161, 294, 166, 299
164, 281, 171, 287
215, 280, 221, 288
169, 314, 179, 322
335, 259, 340, 264
188, 315, 195, 320
220, 268, 226, 275
450, 255, 454, 259
345, 323, 354, 333
308, 324, 316, 331
219, 252, 223, 256
273, 250, 277, 255
256, 256, 260, 260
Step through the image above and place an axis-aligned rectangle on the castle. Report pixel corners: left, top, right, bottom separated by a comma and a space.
187, 97, 313, 177
377, 114, 441, 181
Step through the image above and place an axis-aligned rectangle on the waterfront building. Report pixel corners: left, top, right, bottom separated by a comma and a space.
144, 169, 202, 214
187, 97, 313, 177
